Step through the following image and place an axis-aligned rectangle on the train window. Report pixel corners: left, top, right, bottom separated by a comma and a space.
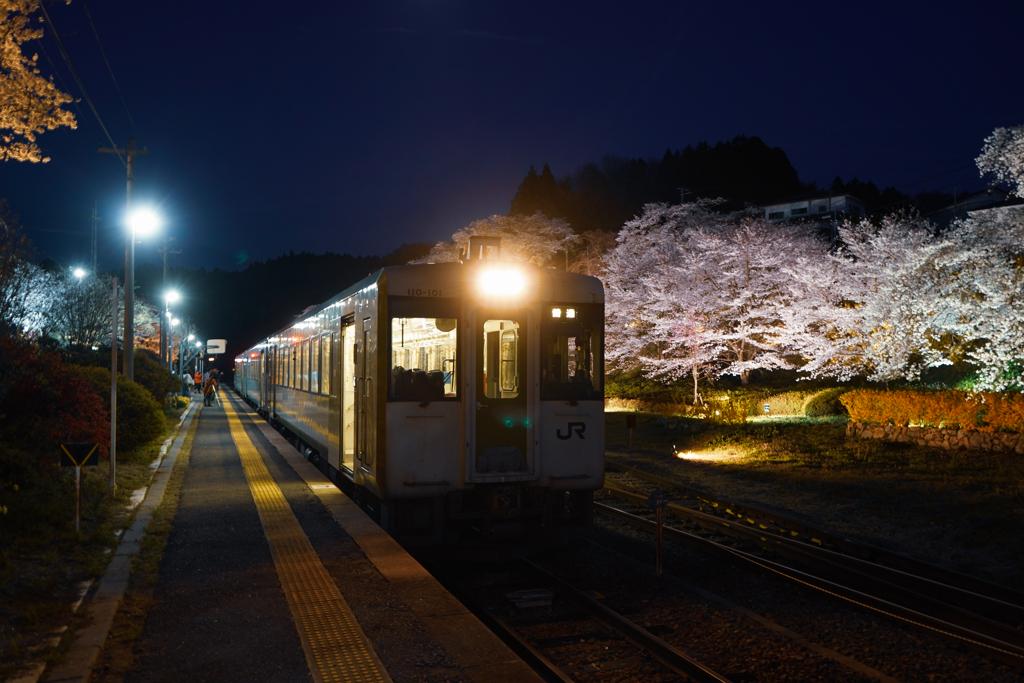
300, 340, 309, 391
540, 304, 603, 401
311, 337, 321, 394
389, 317, 458, 401
322, 334, 332, 395
483, 319, 519, 399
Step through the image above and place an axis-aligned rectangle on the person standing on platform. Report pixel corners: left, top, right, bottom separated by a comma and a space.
203, 374, 218, 407
183, 372, 194, 397
194, 370, 202, 394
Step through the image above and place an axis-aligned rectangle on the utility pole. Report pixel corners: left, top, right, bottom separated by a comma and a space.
90, 201, 99, 275
158, 237, 181, 370
99, 138, 148, 380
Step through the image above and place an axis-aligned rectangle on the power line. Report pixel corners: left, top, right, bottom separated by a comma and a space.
80, 0, 137, 133
37, 0, 124, 167
896, 163, 977, 192
36, 40, 87, 124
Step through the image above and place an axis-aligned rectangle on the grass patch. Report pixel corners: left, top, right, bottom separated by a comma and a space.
0, 404, 188, 681
90, 412, 199, 683
605, 410, 1024, 589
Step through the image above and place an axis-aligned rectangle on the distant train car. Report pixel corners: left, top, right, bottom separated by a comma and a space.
235, 237, 604, 556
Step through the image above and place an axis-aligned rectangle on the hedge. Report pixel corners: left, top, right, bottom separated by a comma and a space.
66, 365, 166, 452
840, 389, 1024, 433
803, 388, 851, 417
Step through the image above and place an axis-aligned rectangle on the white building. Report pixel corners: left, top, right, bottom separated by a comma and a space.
763, 194, 866, 221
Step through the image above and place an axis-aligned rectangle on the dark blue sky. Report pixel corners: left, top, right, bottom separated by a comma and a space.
3, 0, 1021, 273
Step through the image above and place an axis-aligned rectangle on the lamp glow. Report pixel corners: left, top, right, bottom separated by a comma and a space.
165, 289, 181, 304
128, 208, 161, 236
171, 318, 180, 326
72, 267, 87, 279
478, 266, 525, 297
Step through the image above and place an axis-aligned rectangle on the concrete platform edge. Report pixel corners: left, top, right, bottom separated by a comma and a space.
43, 400, 202, 683
234, 395, 543, 683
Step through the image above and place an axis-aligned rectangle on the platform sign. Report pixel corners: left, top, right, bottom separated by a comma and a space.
206, 339, 226, 354
60, 443, 99, 467
60, 443, 99, 535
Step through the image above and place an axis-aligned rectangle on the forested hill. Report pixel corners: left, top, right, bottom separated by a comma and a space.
510, 135, 804, 233
135, 243, 431, 363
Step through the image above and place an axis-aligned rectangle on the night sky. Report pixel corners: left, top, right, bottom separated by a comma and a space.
3, 0, 1021, 274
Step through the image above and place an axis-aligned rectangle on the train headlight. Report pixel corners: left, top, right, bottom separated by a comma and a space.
478, 266, 526, 297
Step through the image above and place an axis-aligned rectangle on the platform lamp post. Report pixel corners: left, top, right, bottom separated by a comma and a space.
163, 289, 181, 371
125, 208, 161, 380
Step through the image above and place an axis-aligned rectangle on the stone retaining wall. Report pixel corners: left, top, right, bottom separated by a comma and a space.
847, 422, 1024, 454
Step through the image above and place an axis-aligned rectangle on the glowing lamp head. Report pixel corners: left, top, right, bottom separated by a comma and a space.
72, 267, 87, 279
165, 289, 181, 304
477, 266, 526, 298
128, 208, 161, 237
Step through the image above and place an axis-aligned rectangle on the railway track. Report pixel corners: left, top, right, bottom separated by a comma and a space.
599, 464, 1024, 670
605, 460, 1024, 614
430, 558, 734, 682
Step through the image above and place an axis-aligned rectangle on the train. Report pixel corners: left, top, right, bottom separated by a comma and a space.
234, 236, 604, 557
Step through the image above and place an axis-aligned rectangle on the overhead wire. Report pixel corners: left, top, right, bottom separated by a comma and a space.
80, 0, 136, 133
36, 39, 88, 124
36, 0, 125, 166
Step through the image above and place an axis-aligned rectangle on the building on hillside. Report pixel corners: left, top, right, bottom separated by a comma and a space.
763, 193, 867, 222
925, 187, 1023, 230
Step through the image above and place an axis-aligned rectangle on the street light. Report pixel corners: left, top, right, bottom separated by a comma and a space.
163, 289, 180, 371
72, 267, 87, 280
124, 207, 161, 380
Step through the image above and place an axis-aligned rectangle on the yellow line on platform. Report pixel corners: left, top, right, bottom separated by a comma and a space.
223, 398, 387, 683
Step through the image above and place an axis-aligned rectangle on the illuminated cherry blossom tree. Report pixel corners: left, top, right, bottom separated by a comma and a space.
976, 125, 1024, 198
417, 213, 579, 266
0, 0, 76, 162
604, 201, 831, 390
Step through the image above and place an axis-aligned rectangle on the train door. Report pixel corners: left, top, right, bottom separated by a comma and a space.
260, 349, 268, 410
472, 309, 530, 474
340, 322, 356, 472
355, 318, 373, 471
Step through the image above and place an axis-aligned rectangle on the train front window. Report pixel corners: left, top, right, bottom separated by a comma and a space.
389, 317, 458, 401
482, 320, 520, 399
540, 304, 603, 401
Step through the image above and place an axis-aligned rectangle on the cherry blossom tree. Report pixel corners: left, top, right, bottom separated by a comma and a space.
416, 213, 579, 266
976, 125, 1024, 198
0, 0, 76, 162
604, 201, 832, 392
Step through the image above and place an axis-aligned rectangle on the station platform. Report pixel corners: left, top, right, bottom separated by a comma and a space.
60, 392, 542, 683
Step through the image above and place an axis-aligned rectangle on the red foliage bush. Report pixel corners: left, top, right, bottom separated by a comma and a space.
0, 336, 110, 478
840, 389, 1024, 433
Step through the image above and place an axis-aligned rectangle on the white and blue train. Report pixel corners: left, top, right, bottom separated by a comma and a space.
234, 238, 604, 556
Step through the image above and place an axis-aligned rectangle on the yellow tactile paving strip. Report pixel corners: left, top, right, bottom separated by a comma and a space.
223, 399, 388, 683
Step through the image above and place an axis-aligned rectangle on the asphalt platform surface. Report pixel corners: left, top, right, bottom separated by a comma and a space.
122, 398, 487, 683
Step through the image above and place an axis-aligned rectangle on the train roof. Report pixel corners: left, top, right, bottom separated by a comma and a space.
236, 261, 603, 359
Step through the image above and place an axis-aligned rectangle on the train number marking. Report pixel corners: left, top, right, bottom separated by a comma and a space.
556, 422, 586, 440
406, 288, 442, 297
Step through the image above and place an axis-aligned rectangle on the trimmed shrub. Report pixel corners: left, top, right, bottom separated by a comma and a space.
66, 365, 165, 452
749, 390, 814, 416
840, 389, 1024, 433
803, 388, 851, 417
0, 337, 110, 538
132, 349, 177, 404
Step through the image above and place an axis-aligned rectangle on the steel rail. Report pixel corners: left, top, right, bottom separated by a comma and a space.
603, 483, 1024, 651
604, 478, 1024, 631
516, 558, 734, 683
425, 561, 575, 683
596, 501, 1024, 670
605, 459, 1024, 612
